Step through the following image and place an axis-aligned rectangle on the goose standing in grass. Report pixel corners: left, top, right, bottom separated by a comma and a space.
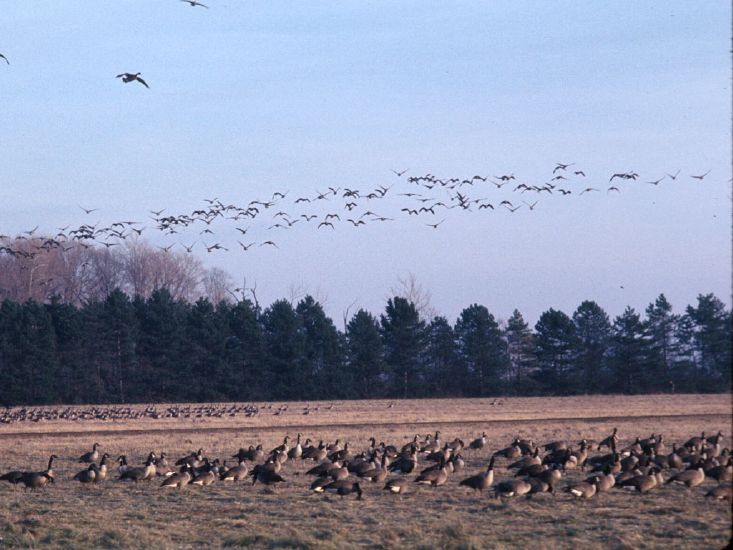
666, 467, 705, 488
468, 432, 488, 452
74, 464, 99, 484
384, 478, 409, 495
161, 465, 192, 489
494, 479, 532, 498
79, 442, 101, 463
566, 478, 599, 499
119, 454, 156, 482
324, 480, 363, 499
459, 457, 495, 493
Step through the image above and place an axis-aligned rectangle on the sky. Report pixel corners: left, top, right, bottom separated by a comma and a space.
1, 1, 731, 325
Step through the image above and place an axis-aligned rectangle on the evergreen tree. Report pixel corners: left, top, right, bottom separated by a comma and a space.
572, 301, 611, 393
455, 304, 508, 396
683, 293, 731, 390
644, 294, 678, 392
380, 297, 426, 398
424, 316, 463, 396
261, 299, 305, 400
534, 308, 576, 393
608, 307, 648, 393
504, 309, 537, 395
224, 298, 263, 400
346, 309, 385, 398
296, 296, 344, 398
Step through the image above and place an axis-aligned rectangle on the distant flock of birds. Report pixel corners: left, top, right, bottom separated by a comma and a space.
1, 428, 730, 504
0, 162, 716, 261
0, 402, 340, 425
0, 8, 718, 259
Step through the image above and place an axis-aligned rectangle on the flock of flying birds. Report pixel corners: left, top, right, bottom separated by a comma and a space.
0, 3, 717, 260
0, 163, 716, 260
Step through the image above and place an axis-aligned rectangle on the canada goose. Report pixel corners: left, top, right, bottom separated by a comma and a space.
585, 465, 615, 492
544, 440, 567, 453
250, 465, 285, 486
459, 457, 495, 493
19, 455, 58, 490
705, 484, 732, 501
306, 461, 342, 477
20, 471, 54, 490
161, 465, 192, 489
191, 461, 217, 486
509, 448, 541, 470
620, 437, 642, 457
176, 449, 204, 468
221, 461, 248, 482
95, 454, 111, 482
450, 454, 465, 472
0, 470, 25, 484
330, 466, 349, 481
517, 463, 546, 477
684, 432, 706, 450
360, 459, 388, 484
119, 454, 156, 482
426, 443, 451, 463
704, 458, 732, 482
324, 480, 362, 499
421, 431, 441, 453
493, 444, 522, 460
286, 433, 303, 460
116, 72, 149, 88
597, 428, 618, 451
388, 447, 418, 474
79, 442, 101, 463
330, 442, 353, 463
154, 453, 175, 477
414, 457, 448, 487
706, 431, 724, 446
74, 464, 99, 484
618, 468, 659, 493
384, 478, 409, 495
526, 477, 553, 495
468, 432, 488, 452
666, 467, 705, 488
567, 478, 598, 499
494, 479, 532, 498
117, 455, 131, 475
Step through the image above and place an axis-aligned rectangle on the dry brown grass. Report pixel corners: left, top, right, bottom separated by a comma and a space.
1, 394, 731, 549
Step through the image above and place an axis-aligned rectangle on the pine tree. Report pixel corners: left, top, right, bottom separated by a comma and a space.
504, 309, 537, 395
296, 296, 344, 398
644, 294, 678, 392
424, 316, 462, 396
455, 304, 508, 396
683, 293, 731, 390
346, 309, 385, 398
261, 299, 305, 400
534, 308, 577, 393
572, 301, 611, 393
380, 297, 426, 398
608, 307, 648, 393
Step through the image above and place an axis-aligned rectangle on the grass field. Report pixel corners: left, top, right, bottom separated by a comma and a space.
0, 394, 731, 549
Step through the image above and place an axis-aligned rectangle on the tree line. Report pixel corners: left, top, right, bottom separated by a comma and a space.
0, 288, 729, 406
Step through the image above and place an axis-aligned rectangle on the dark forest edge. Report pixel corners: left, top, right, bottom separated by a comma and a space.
0, 286, 730, 406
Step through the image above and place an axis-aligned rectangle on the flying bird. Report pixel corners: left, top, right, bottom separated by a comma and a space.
666, 169, 681, 180
181, 0, 208, 7
580, 187, 599, 194
607, 186, 621, 193
0, 53, 8, 65
116, 72, 149, 88
391, 169, 409, 177
260, 241, 278, 248
426, 219, 445, 229
690, 169, 711, 180
646, 176, 665, 185
553, 162, 574, 173
79, 206, 99, 214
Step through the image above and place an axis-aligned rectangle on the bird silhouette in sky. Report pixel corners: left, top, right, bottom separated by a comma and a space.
116, 72, 149, 88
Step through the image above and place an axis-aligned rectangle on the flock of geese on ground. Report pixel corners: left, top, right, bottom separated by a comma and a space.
0, 403, 339, 425
1, 428, 730, 503
0, 163, 715, 260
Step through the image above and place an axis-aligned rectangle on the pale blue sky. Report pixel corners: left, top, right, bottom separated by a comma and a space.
1, 1, 730, 323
